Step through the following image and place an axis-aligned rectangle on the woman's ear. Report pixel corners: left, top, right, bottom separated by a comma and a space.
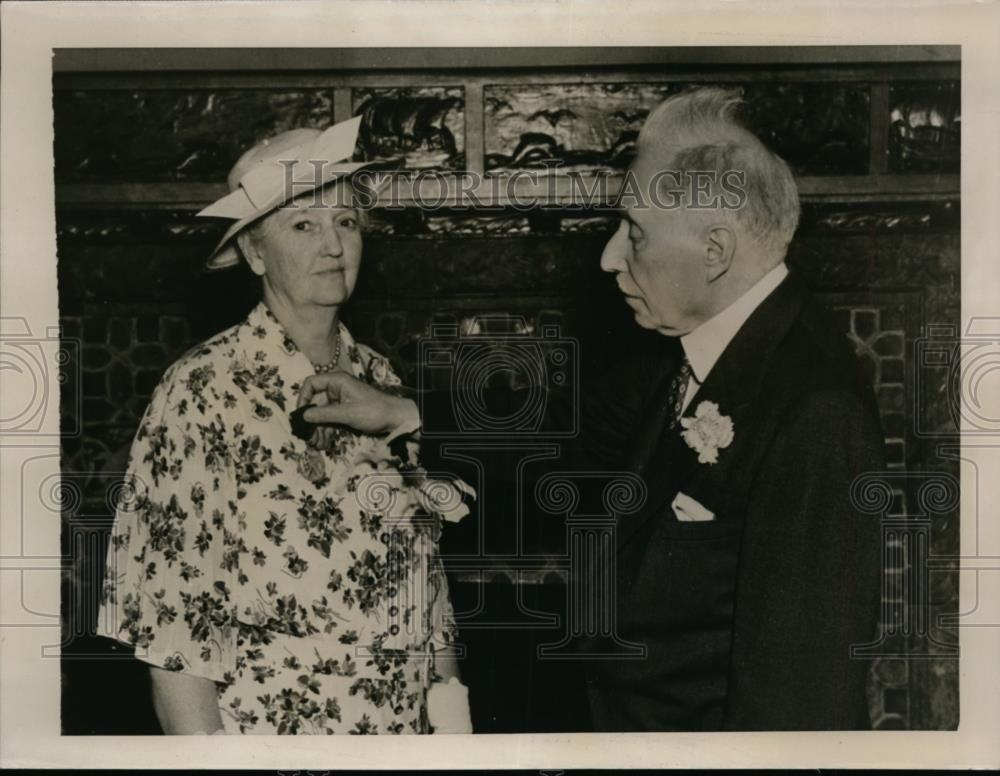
237, 232, 267, 277
705, 223, 736, 283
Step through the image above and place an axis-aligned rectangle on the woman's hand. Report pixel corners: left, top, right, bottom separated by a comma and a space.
149, 666, 225, 735
297, 372, 419, 436
426, 651, 472, 734
427, 676, 473, 734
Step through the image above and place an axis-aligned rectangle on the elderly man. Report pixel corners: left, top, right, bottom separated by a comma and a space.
298, 87, 885, 731
578, 87, 885, 730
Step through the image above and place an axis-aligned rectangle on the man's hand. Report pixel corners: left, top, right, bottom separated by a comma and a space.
297, 372, 419, 437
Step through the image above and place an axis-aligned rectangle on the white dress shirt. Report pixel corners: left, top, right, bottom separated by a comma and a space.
679, 263, 789, 413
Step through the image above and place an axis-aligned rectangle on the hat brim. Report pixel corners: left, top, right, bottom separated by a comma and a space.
203, 160, 385, 271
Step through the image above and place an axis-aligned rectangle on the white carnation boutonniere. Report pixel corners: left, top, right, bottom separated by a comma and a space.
680, 400, 734, 465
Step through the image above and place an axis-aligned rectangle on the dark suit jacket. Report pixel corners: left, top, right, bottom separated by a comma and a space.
579, 271, 885, 731
419, 272, 885, 731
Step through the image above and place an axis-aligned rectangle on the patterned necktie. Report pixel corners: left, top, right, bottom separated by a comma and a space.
668, 357, 694, 429
628, 356, 693, 474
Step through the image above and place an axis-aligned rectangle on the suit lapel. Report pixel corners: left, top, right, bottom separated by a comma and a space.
623, 349, 683, 475
615, 272, 808, 555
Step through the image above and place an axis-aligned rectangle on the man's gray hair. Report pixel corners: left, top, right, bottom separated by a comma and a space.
638, 87, 800, 257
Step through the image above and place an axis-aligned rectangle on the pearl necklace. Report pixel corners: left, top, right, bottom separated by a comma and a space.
311, 331, 342, 374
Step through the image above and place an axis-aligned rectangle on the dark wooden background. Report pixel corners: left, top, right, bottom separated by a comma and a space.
54, 47, 960, 733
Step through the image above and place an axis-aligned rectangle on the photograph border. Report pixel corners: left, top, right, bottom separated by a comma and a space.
2, 0, 998, 769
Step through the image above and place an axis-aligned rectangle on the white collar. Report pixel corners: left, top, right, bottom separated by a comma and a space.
680, 263, 789, 384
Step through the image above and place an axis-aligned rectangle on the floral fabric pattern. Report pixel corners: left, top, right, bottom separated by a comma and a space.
98, 302, 459, 734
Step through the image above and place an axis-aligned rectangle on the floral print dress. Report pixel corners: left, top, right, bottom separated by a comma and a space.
98, 302, 464, 734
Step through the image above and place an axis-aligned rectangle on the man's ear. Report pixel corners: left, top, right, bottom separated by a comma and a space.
705, 224, 736, 283
237, 232, 267, 277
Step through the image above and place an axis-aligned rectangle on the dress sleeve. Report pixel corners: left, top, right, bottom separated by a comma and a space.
97, 360, 239, 684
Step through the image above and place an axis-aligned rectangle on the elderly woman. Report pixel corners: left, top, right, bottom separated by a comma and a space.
98, 118, 471, 735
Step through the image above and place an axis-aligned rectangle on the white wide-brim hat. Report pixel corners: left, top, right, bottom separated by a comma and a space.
197, 116, 378, 271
